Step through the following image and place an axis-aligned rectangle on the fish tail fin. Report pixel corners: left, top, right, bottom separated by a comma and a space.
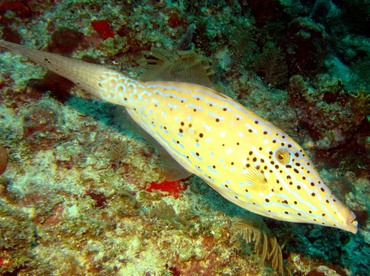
0, 39, 140, 107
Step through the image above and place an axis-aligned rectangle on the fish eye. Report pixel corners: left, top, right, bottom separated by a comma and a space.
275, 148, 290, 165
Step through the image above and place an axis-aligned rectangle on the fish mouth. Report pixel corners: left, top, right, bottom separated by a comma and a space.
336, 207, 358, 234
343, 211, 358, 234
346, 218, 358, 234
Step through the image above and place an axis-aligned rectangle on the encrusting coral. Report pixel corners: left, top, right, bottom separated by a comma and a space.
0, 145, 7, 175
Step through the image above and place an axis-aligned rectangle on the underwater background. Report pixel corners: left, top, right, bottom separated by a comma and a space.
0, 0, 369, 275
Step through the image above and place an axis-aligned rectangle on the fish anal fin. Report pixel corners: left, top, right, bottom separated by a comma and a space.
158, 148, 193, 181
115, 106, 192, 181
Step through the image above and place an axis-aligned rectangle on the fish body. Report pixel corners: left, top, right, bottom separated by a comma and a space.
0, 39, 358, 234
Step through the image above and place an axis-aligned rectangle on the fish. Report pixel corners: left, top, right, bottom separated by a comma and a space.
0, 39, 358, 234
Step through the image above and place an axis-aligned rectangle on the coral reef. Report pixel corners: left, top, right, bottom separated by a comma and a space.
0, 0, 369, 275
0, 145, 7, 175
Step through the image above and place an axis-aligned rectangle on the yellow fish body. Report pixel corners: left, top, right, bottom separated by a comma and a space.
0, 40, 358, 234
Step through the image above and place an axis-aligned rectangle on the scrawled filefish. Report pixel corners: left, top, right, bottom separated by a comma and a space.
0, 39, 358, 234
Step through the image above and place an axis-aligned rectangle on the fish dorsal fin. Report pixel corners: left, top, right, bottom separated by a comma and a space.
139, 53, 213, 88
115, 107, 192, 181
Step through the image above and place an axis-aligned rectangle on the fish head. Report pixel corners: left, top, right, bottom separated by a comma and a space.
246, 134, 358, 234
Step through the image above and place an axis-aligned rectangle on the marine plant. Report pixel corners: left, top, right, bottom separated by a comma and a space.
350, 87, 370, 113
231, 218, 284, 274
253, 43, 288, 87
343, 0, 370, 35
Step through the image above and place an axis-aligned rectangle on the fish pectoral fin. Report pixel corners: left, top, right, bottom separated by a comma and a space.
245, 166, 270, 193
